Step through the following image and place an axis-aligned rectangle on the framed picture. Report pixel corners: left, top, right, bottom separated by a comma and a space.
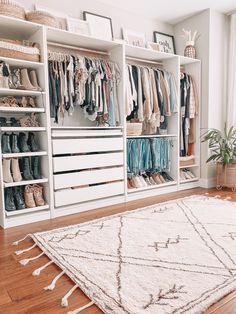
147, 41, 160, 51
83, 11, 113, 41
122, 29, 146, 48
34, 5, 68, 30
153, 31, 176, 54
67, 17, 91, 36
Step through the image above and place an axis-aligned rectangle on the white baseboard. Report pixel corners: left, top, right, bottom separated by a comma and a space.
199, 177, 216, 188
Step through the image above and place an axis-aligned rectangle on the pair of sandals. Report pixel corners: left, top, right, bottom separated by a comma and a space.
180, 169, 196, 180
0, 96, 37, 108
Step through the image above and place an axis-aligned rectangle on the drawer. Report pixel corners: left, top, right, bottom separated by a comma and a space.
54, 181, 124, 207
52, 137, 123, 155
53, 152, 124, 172
54, 167, 124, 189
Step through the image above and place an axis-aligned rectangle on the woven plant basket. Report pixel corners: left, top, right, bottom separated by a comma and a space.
26, 10, 57, 27
216, 163, 236, 191
127, 123, 142, 136
0, 0, 25, 20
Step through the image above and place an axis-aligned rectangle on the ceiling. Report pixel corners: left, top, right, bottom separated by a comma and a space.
97, 0, 236, 23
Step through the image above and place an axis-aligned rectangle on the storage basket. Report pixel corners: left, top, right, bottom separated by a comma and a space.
0, 38, 40, 62
180, 155, 195, 167
0, 0, 25, 20
26, 10, 57, 28
126, 123, 142, 136
216, 163, 236, 191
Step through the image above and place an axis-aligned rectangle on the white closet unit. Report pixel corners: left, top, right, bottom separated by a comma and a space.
0, 15, 201, 228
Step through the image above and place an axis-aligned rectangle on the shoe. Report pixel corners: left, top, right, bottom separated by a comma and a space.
27, 132, 38, 152
20, 113, 40, 127
20, 69, 37, 91
24, 185, 36, 208
3, 158, 13, 183
12, 158, 22, 182
1, 133, 11, 153
31, 156, 41, 179
32, 184, 45, 206
180, 170, 186, 180
149, 175, 157, 185
0, 117, 7, 127
5, 188, 16, 211
14, 186, 25, 210
27, 97, 37, 108
187, 170, 195, 179
158, 173, 166, 184
0, 96, 17, 107
10, 133, 20, 153
29, 70, 42, 91
152, 173, 162, 184
9, 69, 25, 90
10, 117, 20, 127
19, 133, 30, 152
183, 169, 192, 180
21, 157, 34, 180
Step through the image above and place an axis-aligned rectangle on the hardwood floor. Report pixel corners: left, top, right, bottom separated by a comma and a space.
1, 188, 236, 314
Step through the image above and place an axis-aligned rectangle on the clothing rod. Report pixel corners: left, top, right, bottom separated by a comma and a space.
47, 41, 109, 56
126, 56, 162, 66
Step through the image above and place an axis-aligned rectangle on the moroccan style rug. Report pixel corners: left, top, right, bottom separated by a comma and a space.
15, 195, 236, 314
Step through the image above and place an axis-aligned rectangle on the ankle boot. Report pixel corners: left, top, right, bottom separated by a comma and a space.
20, 69, 37, 91
9, 68, 25, 90
1, 133, 11, 153
32, 184, 45, 206
10, 133, 20, 153
18, 133, 30, 152
29, 71, 42, 91
12, 158, 22, 182
21, 157, 34, 181
14, 186, 25, 210
5, 188, 16, 211
10, 117, 20, 127
31, 156, 41, 179
0, 117, 7, 126
27, 132, 38, 152
24, 185, 36, 208
3, 158, 13, 183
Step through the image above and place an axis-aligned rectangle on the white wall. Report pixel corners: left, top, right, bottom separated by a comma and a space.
17, 0, 173, 41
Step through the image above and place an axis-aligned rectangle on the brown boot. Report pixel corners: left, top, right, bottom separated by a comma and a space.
32, 184, 45, 206
24, 185, 36, 208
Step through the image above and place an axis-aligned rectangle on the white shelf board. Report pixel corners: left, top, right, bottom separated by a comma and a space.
5, 205, 49, 217
47, 27, 119, 52
0, 107, 45, 113
2, 151, 47, 158
180, 177, 199, 184
0, 89, 45, 96
0, 127, 46, 132
179, 164, 199, 169
0, 56, 44, 69
125, 44, 177, 61
180, 55, 201, 65
127, 134, 178, 139
51, 126, 124, 130
4, 178, 48, 188
128, 181, 177, 193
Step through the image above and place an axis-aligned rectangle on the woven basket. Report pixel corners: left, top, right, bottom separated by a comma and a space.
0, 39, 40, 62
216, 163, 236, 191
127, 123, 142, 136
180, 156, 195, 167
0, 0, 25, 20
26, 10, 57, 27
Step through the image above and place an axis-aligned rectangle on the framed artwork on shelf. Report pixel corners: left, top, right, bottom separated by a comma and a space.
34, 5, 68, 30
67, 17, 91, 36
83, 11, 113, 41
153, 31, 176, 54
122, 29, 146, 48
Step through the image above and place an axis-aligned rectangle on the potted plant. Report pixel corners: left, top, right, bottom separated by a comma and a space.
202, 125, 236, 191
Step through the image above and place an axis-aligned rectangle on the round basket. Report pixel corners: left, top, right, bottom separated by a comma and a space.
127, 123, 143, 136
0, 0, 25, 20
26, 10, 57, 27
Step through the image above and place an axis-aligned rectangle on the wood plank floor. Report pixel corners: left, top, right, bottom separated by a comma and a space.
1, 188, 236, 314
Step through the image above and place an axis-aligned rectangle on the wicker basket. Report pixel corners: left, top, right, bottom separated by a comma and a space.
216, 163, 236, 191
0, 38, 40, 62
180, 155, 195, 167
0, 0, 25, 20
127, 123, 142, 136
26, 10, 57, 27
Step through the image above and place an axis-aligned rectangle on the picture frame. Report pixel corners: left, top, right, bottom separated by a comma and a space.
122, 28, 146, 48
34, 5, 68, 30
153, 31, 176, 54
83, 11, 113, 41
67, 17, 91, 36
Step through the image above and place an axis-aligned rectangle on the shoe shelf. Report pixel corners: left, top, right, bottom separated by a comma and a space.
0, 56, 44, 69
128, 181, 178, 193
0, 127, 46, 132
5, 204, 49, 217
179, 164, 199, 169
0, 107, 45, 113
2, 151, 47, 158
4, 178, 48, 188
0, 89, 45, 96
180, 177, 199, 184
127, 134, 178, 139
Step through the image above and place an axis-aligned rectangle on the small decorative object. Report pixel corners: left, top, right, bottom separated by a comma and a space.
34, 5, 67, 30
153, 31, 175, 54
147, 41, 160, 51
26, 11, 57, 28
67, 17, 91, 36
122, 29, 146, 47
0, 0, 25, 20
181, 29, 199, 59
202, 125, 236, 191
83, 11, 113, 41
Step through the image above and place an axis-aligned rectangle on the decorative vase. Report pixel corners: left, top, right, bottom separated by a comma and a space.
184, 40, 196, 59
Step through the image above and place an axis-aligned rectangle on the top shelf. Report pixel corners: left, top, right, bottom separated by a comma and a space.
180, 55, 201, 65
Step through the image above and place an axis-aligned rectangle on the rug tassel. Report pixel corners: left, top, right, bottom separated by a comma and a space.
15, 243, 37, 256
44, 270, 65, 291
61, 284, 79, 307
13, 234, 31, 246
67, 301, 95, 314
19, 252, 44, 266
214, 195, 221, 198
225, 196, 232, 200
32, 261, 53, 276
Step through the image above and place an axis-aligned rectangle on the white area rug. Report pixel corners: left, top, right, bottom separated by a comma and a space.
21, 195, 236, 313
